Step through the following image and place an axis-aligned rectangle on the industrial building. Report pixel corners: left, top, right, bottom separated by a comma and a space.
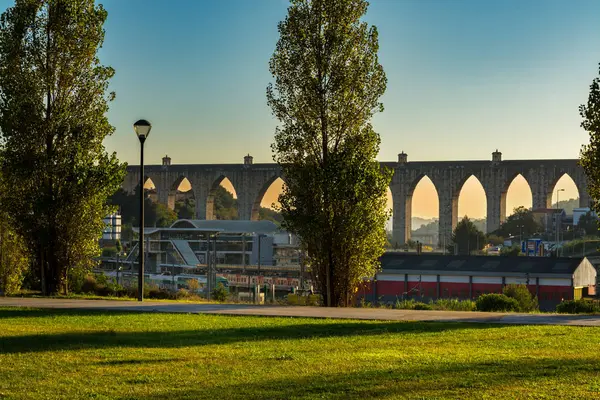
361, 254, 597, 310
127, 219, 300, 274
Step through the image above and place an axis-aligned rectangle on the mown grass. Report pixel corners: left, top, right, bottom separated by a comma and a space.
1, 307, 600, 399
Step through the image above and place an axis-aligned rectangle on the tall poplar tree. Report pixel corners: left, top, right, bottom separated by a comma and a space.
267, 0, 391, 307
580, 64, 600, 213
0, 0, 125, 294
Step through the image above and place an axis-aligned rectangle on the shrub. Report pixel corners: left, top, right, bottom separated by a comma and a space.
101, 247, 117, 257
394, 299, 431, 310
68, 268, 88, 294
147, 287, 173, 300
394, 299, 415, 309
413, 302, 433, 310
187, 279, 200, 293
80, 275, 98, 294
307, 294, 321, 306
212, 283, 228, 302
433, 298, 476, 312
556, 299, 600, 314
503, 284, 538, 312
476, 294, 519, 312
287, 294, 299, 305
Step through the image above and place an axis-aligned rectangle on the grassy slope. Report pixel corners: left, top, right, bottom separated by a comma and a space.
1, 308, 600, 399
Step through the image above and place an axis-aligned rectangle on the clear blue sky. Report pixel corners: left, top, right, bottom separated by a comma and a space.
1, 0, 599, 166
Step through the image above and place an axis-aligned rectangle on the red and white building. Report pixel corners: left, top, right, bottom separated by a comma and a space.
360, 254, 597, 310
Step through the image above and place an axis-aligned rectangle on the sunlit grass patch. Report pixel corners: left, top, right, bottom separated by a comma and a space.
1, 307, 599, 399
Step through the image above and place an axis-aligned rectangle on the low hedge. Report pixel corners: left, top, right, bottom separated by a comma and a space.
476, 294, 520, 312
556, 299, 600, 314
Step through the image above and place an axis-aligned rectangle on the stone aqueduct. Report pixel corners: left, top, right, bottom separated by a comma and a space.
123, 151, 590, 246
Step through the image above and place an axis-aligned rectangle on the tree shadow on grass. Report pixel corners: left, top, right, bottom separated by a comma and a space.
116, 356, 600, 400
0, 307, 148, 319
0, 313, 506, 354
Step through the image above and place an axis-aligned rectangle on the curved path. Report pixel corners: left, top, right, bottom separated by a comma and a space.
0, 297, 599, 326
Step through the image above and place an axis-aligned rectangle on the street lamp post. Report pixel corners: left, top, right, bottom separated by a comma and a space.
134, 119, 152, 302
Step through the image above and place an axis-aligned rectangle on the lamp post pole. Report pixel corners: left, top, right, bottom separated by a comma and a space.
134, 119, 152, 302
138, 139, 145, 301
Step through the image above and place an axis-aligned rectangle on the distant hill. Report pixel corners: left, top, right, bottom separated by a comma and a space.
551, 197, 579, 215
412, 217, 436, 229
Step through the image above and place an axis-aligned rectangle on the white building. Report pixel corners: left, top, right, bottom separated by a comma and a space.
102, 213, 121, 240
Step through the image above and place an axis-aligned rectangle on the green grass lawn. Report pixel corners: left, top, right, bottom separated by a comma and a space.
1, 308, 600, 399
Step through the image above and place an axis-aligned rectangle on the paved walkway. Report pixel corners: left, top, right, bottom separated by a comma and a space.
1, 297, 600, 326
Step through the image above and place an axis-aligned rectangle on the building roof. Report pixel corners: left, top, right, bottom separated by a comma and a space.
380, 253, 585, 276
169, 219, 279, 234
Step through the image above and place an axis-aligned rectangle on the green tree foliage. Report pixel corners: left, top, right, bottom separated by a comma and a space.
580, 64, 600, 214
447, 217, 486, 255
211, 282, 228, 302
0, 220, 29, 295
0, 0, 126, 294
213, 186, 238, 220
486, 234, 505, 246
174, 198, 195, 220
268, 0, 391, 306
476, 294, 520, 312
109, 187, 177, 228
495, 206, 541, 239
500, 246, 521, 256
577, 211, 598, 236
110, 188, 137, 225
150, 202, 177, 228
258, 207, 284, 225
502, 284, 538, 312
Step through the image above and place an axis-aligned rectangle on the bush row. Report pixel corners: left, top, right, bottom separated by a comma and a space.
556, 299, 600, 314
369, 284, 539, 313
392, 298, 477, 311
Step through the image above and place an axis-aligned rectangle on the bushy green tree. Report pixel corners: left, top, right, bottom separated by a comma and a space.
0, 220, 29, 295
579, 64, 600, 214
109, 186, 177, 227
495, 206, 541, 239
174, 198, 195, 220
0, 0, 126, 294
268, 0, 390, 306
577, 211, 598, 236
211, 282, 228, 302
447, 217, 486, 255
486, 234, 504, 246
476, 294, 519, 312
500, 246, 521, 256
503, 284, 538, 312
213, 186, 238, 220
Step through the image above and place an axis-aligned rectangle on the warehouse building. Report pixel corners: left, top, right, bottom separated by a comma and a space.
361, 254, 597, 310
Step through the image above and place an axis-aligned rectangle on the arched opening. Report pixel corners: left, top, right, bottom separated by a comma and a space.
548, 174, 579, 213
548, 174, 580, 242
143, 177, 157, 203
408, 175, 439, 248
502, 174, 532, 219
457, 175, 487, 232
206, 176, 238, 220
252, 176, 285, 222
171, 176, 196, 219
